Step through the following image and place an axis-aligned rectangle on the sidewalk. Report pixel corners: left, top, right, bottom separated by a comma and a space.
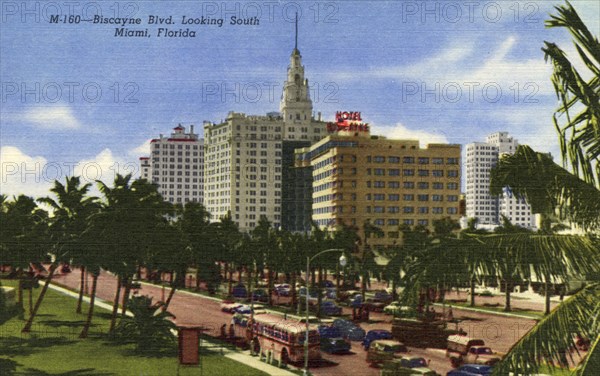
47, 282, 297, 376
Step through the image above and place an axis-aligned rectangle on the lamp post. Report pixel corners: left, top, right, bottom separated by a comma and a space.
250, 260, 257, 355
304, 249, 347, 376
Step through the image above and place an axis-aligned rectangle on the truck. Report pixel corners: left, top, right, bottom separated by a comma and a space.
391, 318, 466, 348
446, 335, 502, 368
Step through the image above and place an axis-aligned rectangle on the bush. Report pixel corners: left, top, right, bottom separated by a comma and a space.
111, 295, 177, 353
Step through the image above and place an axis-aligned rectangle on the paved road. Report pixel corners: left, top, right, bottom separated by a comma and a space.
50, 269, 544, 376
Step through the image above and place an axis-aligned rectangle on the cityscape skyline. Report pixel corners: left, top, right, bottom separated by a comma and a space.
2, 0, 599, 198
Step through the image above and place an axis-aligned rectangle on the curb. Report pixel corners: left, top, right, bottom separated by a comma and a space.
48, 282, 297, 376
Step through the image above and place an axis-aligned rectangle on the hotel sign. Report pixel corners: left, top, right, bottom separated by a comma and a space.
327, 111, 370, 133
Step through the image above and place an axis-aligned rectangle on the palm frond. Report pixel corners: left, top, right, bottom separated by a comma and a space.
492, 283, 600, 375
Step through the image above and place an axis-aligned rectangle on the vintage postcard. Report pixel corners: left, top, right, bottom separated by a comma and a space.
1, 1, 599, 375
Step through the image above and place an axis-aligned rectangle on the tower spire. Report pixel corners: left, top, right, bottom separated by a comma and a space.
294, 12, 298, 50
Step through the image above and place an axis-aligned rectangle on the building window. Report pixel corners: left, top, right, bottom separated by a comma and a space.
447, 183, 459, 190
403, 157, 414, 164
447, 207, 458, 215
418, 182, 429, 189
388, 156, 400, 163
418, 207, 429, 214
432, 170, 444, 177
403, 206, 414, 213
418, 157, 429, 164
388, 219, 399, 225
403, 182, 415, 189
433, 182, 444, 189
418, 219, 429, 226
448, 170, 459, 177
432, 195, 443, 201
417, 194, 429, 201
403, 169, 414, 176
388, 194, 400, 201
432, 158, 444, 164
389, 181, 400, 188
389, 169, 400, 176
374, 168, 385, 176
403, 194, 414, 201
374, 194, 385, 201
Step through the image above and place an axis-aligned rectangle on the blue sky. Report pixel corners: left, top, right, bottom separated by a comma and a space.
1, 0, 599, 197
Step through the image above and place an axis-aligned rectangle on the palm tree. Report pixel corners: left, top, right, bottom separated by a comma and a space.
23, 177, 98, 330
491, 2, 600, 374
543, 1, 600, 189
87, 174, 169, 334
2, 195, 48, 314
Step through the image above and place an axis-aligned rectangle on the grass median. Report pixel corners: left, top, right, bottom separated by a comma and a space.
0, 279, 267, 376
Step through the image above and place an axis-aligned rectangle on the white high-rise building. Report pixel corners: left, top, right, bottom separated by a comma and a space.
140, 125, 204, 205
465, 132, 535, 229
203, 40, 327, 231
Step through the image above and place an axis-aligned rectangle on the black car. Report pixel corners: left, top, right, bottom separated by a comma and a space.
321, 337, 352, 354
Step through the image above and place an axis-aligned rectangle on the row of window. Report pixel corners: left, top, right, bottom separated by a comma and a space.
364, 156, 459, 165
365, 193, 450, 201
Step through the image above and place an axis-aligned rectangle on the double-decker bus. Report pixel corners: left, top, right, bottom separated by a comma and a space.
246, 313, 321, 364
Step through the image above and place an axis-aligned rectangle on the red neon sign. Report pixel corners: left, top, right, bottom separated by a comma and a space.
327, 111, 369, 133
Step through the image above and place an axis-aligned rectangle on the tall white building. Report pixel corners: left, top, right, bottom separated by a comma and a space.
465, 132, 535, 229
203, 42, 327, 231
140, 125, 204, 204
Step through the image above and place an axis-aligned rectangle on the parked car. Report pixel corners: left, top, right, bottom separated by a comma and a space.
381, 357, 439, 376
320, 300, 343, 316
232, 284, 247, 299
250, 289, 269, 303
366, 339, 409, 366
373, 290, 393, 304
363, 329, 394, 350
233, 304, 264, 315
318, 325, 342, 339
332, 318, 366, 341
446, 364, 493, 376
320, 280, 335, 289
349, 294, 363, 308
220, 301, 243, 313
321, 337, 352, 354
298, 287, 320, 305
364, 299, 387, 312
274, 283, 291, 296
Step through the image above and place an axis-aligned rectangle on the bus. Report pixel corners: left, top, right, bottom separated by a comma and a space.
246, 313, 321, 364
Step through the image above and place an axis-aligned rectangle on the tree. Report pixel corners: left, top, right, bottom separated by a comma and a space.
86, 174, 169, 334
1, 195, 48, 313
491, 2, 600, 374
543, 1, 600, 189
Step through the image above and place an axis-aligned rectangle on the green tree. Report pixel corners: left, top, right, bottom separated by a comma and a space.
87, 174, 169, 335
491, 3, 600, 374
1, 195, 48, 313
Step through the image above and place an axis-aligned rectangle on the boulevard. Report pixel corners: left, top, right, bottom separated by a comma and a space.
50, 268, 548, 376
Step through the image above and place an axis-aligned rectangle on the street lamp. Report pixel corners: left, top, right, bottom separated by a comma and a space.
304, 249, 347, 376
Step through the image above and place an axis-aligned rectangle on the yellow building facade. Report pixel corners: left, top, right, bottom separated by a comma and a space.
296, 117, 461, 250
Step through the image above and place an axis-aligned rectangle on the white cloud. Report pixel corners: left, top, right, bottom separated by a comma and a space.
129, 139, 151, 157
371, 122, 449, 147
0, 146, 52, 198
23, 106, 80, 129
0, 146, 140, 199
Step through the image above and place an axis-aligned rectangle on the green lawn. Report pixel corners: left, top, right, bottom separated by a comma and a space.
449, 301, 543, 319
0, 279, 268, 376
